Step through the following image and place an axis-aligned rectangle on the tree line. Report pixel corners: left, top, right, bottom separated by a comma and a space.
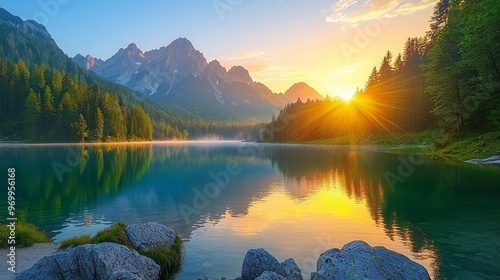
261, 0, 500, 143
0, 14, 261, 142
423, 0, 500, 146
0, 58, 156, 142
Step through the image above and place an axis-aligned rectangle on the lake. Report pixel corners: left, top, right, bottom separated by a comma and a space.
1, 141, 500, 279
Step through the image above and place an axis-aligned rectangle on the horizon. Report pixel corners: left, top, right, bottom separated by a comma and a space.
0, 1, 437, 99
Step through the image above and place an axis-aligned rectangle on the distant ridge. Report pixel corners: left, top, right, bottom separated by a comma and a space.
73, 38, 324, 121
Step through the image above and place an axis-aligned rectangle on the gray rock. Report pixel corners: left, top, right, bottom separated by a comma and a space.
465, 155, 500, 165
196, 277, 209, 280
125, 222, 176, 250
255, 271, 287, 280
241, 248, 287, 280
281, 258, 303, 280
311, 240, 430, 280
16, 242, 160, 280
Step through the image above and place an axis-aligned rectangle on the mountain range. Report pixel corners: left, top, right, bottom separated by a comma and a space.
73, 38, 323, 121
0, 6, 323, 124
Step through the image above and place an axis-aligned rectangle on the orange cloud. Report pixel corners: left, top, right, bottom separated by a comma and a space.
326, 0, 437, 24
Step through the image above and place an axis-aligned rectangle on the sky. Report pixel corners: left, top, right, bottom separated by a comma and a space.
0, 0, 437, 99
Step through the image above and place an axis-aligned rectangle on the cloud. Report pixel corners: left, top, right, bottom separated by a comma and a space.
240, 62, 276, 73
222, 51, 267, 60
326, 0, 437, 24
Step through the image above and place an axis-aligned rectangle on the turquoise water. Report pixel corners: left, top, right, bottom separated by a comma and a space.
1, 142, 500, 279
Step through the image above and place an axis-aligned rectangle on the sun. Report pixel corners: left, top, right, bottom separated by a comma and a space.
338, 91, 355, 102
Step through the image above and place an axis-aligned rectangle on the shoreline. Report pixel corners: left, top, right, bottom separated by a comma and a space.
2, 134, 499, 166
0, 243, 60, 280
275, 131, 500, 165
0, 140, 242, 148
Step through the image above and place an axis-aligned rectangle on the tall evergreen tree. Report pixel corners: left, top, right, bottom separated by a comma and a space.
22, 90, 41, 140
94, 107, 104, 142
73, 114, 89, 142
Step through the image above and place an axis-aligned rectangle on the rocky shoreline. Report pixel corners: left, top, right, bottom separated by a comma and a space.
465, 155, 500, 165
196, 240, 430, 280
13, 222, 431, 280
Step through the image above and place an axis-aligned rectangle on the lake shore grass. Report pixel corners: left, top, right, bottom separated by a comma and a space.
303, 130, 500, 163
59, 222, 183, 280
0, 220, 51, 248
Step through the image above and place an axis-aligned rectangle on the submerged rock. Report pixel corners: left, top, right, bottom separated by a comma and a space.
16, 242, 160, 280
241, 248, 288, 280
311, 240, 430, 280
125, 222, 176, 250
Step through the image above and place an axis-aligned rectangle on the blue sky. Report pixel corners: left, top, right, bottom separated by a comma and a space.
0, 0, 437, 98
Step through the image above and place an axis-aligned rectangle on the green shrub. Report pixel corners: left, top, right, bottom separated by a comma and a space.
59, 222, 183, 279
59, 235, 92, 249
0, 221, 50, 248
92, 222, 133, 247
140, 235, 183, 280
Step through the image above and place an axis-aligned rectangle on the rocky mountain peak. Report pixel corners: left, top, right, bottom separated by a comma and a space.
228, 66, 253, 85
0, 7, 51, 38
113, 43, 145, 62
73, 54, 103, 70
207, 60, 228, 78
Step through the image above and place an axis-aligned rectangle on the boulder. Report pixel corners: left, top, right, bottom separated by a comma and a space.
125, 222, 176, 250
255, 271, 287, 280
281, 258, 303, 280
241, 248, 287, 280
17, 242, 160, 280
311, 240, 430, 280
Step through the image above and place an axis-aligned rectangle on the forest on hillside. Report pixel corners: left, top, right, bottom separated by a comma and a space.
262, 0, 500, 144
0, 59, 162, 142
0, 59, 262, 142
0, 12, 261, 142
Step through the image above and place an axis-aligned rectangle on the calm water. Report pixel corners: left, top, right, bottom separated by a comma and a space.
1, 142, 500, 280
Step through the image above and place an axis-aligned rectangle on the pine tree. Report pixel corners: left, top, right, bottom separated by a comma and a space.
94, 107, 104, 142
42, 86, 55, 135
366, 67, 379, 89
427, 0, 450, 40
379, 51, 393, 81
73, 114, 89, 143
394, 53, 404, 74
22, 90, 41, 140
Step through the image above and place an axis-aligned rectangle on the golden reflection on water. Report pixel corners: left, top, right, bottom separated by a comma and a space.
200, 169, 437, 278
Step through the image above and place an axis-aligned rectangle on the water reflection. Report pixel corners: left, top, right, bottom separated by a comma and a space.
1, 143, 500, 279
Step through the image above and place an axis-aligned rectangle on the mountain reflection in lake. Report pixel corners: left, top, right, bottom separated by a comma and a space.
1, 142, 499, 279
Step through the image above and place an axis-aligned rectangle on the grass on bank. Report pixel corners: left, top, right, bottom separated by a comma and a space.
431, 131, 500, 161
60, 222, 183, 280
306, 131, 436, 146
305, 130, 500, 162
141, 235, 183, 280
0, 214, 51, 248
